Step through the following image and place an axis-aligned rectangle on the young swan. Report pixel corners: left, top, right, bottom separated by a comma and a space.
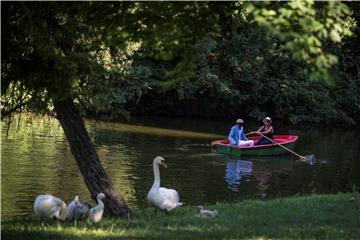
197, 205, 218, 217
76, 202, 92, 219
88, 193, 105, 223
67, 195, 92, 220
147, 156, 182, 212
34, 194, 68, 220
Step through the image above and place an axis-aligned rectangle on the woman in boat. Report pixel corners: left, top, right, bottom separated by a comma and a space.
253, 117, 274, 145
228, 119, 254, 146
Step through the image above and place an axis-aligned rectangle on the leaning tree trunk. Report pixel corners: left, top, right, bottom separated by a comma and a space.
53, 97, 131, 217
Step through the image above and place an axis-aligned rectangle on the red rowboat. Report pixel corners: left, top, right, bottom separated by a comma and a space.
211, 135, 298, 156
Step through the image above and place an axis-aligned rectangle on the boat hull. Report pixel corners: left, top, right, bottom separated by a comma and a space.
211, 135, 298, 156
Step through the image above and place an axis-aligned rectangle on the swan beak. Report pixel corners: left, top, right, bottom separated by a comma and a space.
160, 161, 167, 168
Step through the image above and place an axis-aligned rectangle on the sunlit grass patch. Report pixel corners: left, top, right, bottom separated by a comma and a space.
2, 193, 360, 240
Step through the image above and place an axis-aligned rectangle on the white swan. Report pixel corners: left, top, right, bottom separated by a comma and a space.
34, 194, 68, 220
67, 195, 92, 220
88, 193, 105, 223
147, 156, 182, 212
197, 205, 218, 217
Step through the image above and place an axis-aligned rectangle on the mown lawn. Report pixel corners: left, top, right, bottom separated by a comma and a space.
2, 193, 360, 240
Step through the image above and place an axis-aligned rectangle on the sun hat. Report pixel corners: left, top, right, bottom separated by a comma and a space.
263, 117, 272, 123
236, 119, 244, 124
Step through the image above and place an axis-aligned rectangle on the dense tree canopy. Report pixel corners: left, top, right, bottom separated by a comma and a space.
123, 1, 359, 124
2, 1, 359, 124
132, 33, 357, 123
1, 2, 239, 118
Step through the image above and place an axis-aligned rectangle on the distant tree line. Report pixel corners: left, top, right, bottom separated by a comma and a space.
107, 2, 359, 124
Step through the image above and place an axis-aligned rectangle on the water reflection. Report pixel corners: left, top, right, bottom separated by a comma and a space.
224, 156, 297, 198
2, 115, 360, 220
225, 160, 253, 191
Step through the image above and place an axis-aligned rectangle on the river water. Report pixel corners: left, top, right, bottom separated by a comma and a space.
1, 115, 359, 219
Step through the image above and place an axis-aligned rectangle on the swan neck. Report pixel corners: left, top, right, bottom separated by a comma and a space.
152, 162, 161, 189
59, 202, 68, 220
97, 198, 104, 208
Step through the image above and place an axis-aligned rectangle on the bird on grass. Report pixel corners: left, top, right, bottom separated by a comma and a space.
197, 205, 218, 218
88, 193, 105, 223
147, 156, 183, 213
67, 195, 92, 220
34, 194, 68, 221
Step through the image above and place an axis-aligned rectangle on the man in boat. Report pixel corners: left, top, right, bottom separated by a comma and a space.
228, 119, 254, 146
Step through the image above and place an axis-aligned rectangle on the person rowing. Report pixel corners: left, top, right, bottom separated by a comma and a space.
251, 117, 274, 146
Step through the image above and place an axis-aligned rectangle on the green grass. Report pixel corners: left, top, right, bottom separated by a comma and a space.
2, 193, 360, 240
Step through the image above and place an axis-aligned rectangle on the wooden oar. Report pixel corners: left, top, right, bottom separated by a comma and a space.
254, 132, 311, 162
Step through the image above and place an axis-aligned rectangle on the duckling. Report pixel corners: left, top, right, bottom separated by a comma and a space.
197, 205, 218, 217
88, 193, 105, 223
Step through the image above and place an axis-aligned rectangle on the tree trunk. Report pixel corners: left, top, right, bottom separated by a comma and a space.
53, 97, 131, 217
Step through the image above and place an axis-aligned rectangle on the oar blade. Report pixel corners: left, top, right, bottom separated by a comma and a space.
300, 155, 316, 165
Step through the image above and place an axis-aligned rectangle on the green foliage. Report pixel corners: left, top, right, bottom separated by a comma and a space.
76, 41, 145, 119
2, 2, 103, 116
2, 1, 359, 124
129, 2, 359, 124
248, 0, 355, 83
1, 2, 240, 119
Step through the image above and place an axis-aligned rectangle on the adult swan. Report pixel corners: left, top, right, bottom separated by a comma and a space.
34, 194, 68, 220
147, 156, 182, 212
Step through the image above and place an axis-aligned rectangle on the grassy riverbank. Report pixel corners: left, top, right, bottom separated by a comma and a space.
2, 193, 360, 240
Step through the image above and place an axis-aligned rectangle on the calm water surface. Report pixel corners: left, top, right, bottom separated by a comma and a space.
2, 115, 360, 219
